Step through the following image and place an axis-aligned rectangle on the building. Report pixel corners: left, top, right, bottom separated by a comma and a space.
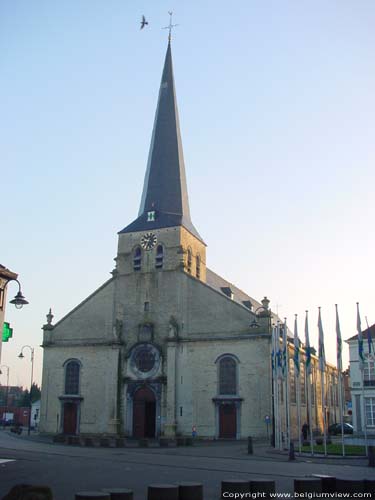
0, 265, 18, 363
39, 40, 338, 440
346, 323, 375, 434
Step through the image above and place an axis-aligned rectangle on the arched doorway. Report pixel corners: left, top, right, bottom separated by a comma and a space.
219, 402, 237, 438
63, 402, 78, 435
133, 386, 156, 438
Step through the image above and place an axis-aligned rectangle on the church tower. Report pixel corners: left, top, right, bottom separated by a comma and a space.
117, 40, 206, 281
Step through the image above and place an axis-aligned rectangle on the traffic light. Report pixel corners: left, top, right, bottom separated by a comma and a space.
2, 322, 13, 342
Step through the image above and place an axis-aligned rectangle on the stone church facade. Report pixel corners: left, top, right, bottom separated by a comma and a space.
39, 41, 277, 439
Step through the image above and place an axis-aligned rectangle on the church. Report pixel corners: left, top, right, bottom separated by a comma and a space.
39, 39, 280, 440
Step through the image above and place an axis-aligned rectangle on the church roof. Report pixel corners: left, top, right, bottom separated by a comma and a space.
119, 41, 203, 243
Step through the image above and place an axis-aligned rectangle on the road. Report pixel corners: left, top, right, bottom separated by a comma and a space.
0, 431, 374, 499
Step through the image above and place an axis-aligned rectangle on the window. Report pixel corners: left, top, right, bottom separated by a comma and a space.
196, 255, 201, 279
364, 356, 375, 386
155, 245, 164, 269
218, 356, 237, 395
64, 360, 80, 395
133, 247, 142, 271
365, 397, 375, 426
187, 248, 192, 274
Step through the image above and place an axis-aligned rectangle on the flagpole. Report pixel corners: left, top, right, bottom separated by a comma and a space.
357, 302, 368, 456
335, 304, 345, 457
294, 314, 301, 453
318, 307, 327, 456
276, 322, 283, 450
305, 311, 314, 456
284, 318, 290, 451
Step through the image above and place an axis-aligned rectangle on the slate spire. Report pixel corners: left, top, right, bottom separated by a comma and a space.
120, 41, 203, 242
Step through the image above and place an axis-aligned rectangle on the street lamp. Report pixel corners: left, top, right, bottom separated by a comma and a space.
6, 279, 29, 309
18, 345, 34, 435
250, 297, 271, 328
0, 365, 10, 425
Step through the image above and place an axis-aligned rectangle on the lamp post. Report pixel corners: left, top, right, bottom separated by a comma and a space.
18, 346, 34, 435
0, 278, 29, 310
0, 364, 10, 425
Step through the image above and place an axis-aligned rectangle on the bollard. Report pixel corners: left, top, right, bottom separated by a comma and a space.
247, 436, 253, 454
311, 474, 336, 493
75, 492, 110, 500
178, 482, 203, 500
368, 446, 375, 467
147, 484, 179, 500
250, 480, 275, 499
84, 437, 94, 447
288, 442, 295, 461
115, 438, 126, 448
294, 479, 322, 494
159, 438, 169, 447
102, 488, 133, 500
221, 480, 250, 498
364, 479, 375, 494
2, 485, 53, 500
335, 478, 364, 493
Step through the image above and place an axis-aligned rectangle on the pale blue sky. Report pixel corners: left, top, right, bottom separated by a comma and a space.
1, 1, 374, 388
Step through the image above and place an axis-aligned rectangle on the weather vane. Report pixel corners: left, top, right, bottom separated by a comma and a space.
162, 11, 179, 41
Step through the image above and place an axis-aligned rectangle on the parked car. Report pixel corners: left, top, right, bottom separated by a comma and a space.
328, 423, 353, 435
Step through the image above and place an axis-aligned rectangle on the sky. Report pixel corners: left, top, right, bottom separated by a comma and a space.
1, 1, 374, 389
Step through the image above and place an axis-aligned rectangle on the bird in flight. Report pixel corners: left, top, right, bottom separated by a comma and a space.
140, 15, 148, 30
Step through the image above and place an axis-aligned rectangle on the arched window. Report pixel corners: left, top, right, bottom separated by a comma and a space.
187, 248, 192, 274
196, 255, 201, 279
133, 246, 142, 271
218, 356, 237, 395
64, 360, 80, 395
155, 245, 164, 269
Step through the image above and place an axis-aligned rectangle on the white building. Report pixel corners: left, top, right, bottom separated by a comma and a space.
346, 323, 375, 434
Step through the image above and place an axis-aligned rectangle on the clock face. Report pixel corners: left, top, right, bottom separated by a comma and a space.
140, 232, 157, 251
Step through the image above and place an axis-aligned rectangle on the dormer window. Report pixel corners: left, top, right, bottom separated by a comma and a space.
196, 255, 201, 279
187, 248, 192, 274
155, 245, 164, 269
133, 247, 142, 271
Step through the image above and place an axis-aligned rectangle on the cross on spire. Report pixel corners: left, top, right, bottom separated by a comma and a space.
162, 11, 179, 42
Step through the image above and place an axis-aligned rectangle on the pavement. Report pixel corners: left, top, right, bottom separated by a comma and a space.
0, 429, 374, 499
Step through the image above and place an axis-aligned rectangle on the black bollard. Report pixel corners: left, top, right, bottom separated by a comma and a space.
103, 488, 133, 500
178, 482, 203, 500
288, 442, 295, 461
75, 492, 110, 500
368, 446, 375, 467
312, 475, 336, 493
335, 478, 364, 494
364, 479, 375, 494
148, 484, 179, 500
247, 436, 253, 454
250, 480, 275, 499
294, 479, 322, 494
221, 480, 250, 498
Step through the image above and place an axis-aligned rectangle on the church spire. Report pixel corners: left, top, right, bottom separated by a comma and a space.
119, 41, 203, 242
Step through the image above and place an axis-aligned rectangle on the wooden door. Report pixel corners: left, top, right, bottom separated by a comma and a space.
219, 403, 236, 438
63, 402, 77, 435
133, 387, 156, 438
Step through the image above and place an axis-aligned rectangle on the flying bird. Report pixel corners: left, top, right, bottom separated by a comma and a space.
140, 15, 148, 30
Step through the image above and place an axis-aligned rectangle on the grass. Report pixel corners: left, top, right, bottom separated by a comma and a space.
301, 443, 366, 456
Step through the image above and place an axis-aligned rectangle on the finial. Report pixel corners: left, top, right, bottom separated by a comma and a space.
162, 11, 179, 42
46, 308, 54, 325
